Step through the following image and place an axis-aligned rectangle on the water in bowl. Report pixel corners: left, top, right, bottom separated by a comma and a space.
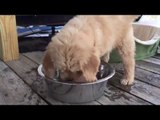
52, 63, 110, 83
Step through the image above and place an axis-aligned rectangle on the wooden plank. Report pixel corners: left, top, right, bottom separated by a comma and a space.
109, 72, 160, 105
153, 55, 160, 59
102, 83, 151, 105
136, 61, 160, 74
142, 57, 160, 66
111, 63, 160, 88
134, 68, 160, 88
111, 60, 160, 75
0, 60, 47, 105
0, 15, 19, 61
23, 51, 45, 64
95, 84, 151, 105
6, 55, 70, 105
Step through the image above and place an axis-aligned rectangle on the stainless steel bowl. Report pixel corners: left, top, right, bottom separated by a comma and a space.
38, 63, 115, 104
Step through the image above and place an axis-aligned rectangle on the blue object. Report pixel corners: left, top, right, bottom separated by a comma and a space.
17, 25, 64, 37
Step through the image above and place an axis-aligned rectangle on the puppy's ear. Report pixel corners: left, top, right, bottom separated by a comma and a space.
80, 52, 100, 82
42, 51, 55, 79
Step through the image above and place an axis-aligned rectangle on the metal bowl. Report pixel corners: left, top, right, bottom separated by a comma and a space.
38, 63, 115, 104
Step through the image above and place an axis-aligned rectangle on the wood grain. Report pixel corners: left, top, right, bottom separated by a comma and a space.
109, 72, 160, 105
0, 15, 19, 61
102, 83, 151, 105
153, 55, 160, 59
111, 63, 160, 88
143, 57, 160, 66
0, 60, 47, 105
23, 51, 45, 64
136, 61, 160, 74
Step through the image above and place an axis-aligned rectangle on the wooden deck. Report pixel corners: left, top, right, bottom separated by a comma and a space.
0, 51, 160, 105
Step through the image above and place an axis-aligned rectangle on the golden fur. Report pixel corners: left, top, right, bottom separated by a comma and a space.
43, 15, 138, 85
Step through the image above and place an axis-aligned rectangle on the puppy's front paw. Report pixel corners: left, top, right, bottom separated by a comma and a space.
120, 79, 134, 86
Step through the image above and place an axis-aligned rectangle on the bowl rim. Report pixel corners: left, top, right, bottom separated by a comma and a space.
37, 64, 115, 85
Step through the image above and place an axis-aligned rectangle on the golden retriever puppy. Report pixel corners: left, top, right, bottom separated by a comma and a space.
42, 15, 138, 85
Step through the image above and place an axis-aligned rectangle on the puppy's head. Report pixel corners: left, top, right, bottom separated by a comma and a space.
43, 41, 100, 83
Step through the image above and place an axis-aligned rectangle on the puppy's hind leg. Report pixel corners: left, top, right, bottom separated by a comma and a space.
117, 35, 135, 86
